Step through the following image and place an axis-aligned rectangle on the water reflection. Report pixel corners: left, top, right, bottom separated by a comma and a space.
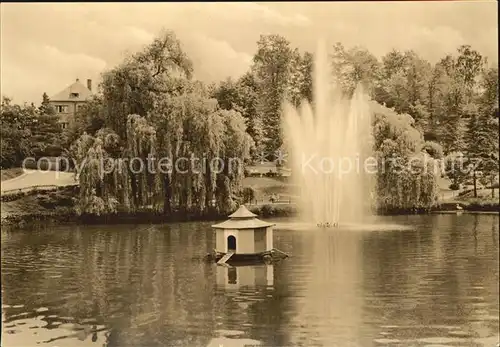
1, 214, 499, 346
216, 265, 274, 289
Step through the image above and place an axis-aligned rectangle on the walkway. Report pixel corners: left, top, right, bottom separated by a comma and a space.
0, 170, 78, 195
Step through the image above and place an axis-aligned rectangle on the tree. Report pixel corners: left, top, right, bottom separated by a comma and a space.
372, 101, 439, 212
476, 67, 499, 197
286, 48, 303, 108
73, 29, 253, 217
376, 50, 432, 133
39, 92, 56, 116
298, 51, 314, 104
330, 42, 381, 97
252, 34, 294, 154
210, 77, 240, 111
29, 93, 63, 158
209, 73, 265, 156
236, 72, 265, 153
422, 141, 444, 160
30, 113, 63, 158
455, 45, 486, 102
100, 29, 194, 140
64, 95, 107, 149
0, 97, 36, 168
432, 56, 467, 153
465, 95, 498, 197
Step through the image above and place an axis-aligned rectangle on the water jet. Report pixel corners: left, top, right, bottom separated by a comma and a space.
283, 40, 374, 227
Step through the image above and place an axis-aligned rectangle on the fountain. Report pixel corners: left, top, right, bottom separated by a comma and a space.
283, 40, 374, 227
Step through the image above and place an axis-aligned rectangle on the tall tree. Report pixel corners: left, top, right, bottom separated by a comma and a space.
455, 44, 486, 103
28, 93, 63, 158
432, 55, 468, 153
330, 42, 381, 97
376, 50, 432, 133
100, 29, 194, 140
252, 34, 294, 154
298, 51, 314, 104
39, 92, 56, 116
472, 67, 500, 197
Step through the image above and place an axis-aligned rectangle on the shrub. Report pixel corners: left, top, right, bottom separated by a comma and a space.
449, 183, 460, 191
250, 204, 297, 217
422, 141, 444, 159
465, 198, 500, 212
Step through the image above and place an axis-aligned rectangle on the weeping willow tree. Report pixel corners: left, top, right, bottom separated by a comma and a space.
371, 102, 439, 212
73, 109, 251, 216
71, 29, 252, 217
70, 129, 122, 215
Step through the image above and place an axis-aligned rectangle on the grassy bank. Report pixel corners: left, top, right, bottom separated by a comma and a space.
1, 186, 78, 229
1, 168, 24, 182
1, 185, 228, 229
434, 198, 499, 212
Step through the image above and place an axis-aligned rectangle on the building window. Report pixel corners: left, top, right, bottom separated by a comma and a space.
61, 122, 68, 129
70, 92, 80, 98
56, 105, 68, 113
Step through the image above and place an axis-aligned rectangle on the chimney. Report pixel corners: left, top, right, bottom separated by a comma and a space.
87, 79, 92, 92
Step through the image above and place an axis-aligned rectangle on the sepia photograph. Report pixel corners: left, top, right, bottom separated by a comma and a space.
0, 1, 498, 346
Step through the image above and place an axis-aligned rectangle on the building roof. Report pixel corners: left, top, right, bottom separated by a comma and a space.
50, 79, 92, 102
212, 205, 274, 230
229, 205, 257, 218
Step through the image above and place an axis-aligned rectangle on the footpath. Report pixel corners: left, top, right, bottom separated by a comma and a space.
1, 170, 78, 196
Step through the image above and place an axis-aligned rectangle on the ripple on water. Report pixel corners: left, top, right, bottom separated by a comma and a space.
419, 337, 464, 344
274, 221, 414, 232
215, 329, 245, 337
448, 330, 473, 338
207, 337, 262, 347
373, 338, 401, 344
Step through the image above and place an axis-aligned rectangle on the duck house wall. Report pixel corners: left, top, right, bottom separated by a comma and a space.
254, 227, 267, 252
237, 230, 255, 253
215, 229, 255, 253
216, 230, 226, 253
266, 227, 273, 250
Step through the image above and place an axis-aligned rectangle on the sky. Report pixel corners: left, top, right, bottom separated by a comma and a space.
1, 1, 498, 104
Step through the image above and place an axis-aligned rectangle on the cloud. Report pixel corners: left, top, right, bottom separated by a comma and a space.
203, 2, 311, 27
39, 45, 107, 72
125, 26, 155, 44
182, 34, 253, 83
1, 42, 105, 103
0, 2, 496, 104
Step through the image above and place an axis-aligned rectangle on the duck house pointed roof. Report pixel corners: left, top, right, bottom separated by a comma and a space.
212, 205, 274, 230
228, 205, 257, 219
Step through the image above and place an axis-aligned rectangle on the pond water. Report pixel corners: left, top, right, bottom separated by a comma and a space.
1, 214, 499, 347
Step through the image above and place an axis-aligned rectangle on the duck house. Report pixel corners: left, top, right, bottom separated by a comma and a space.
207, 205, 288, 265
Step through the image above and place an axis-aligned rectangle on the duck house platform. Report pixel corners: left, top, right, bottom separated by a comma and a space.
205, 205, 289, 265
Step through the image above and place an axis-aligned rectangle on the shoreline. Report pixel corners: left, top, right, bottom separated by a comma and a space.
2, 199, 498, 230
1, 184, 498, 229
